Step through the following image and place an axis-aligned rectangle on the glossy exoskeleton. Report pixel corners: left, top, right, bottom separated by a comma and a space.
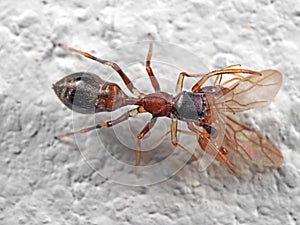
53, 34, 283, 176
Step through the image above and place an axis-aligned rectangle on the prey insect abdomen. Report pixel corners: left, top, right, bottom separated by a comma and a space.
53, 72, 130, 114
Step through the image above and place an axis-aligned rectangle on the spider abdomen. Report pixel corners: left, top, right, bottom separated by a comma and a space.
53, 72, 129, 114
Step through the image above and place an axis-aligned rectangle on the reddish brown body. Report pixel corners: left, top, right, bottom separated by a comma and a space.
137, 92, 174, 117
53, 74, 211, 125
53, 35, 283, 177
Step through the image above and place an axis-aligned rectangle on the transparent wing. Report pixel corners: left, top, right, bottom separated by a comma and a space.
224, 115, 283, 167
190, 88, 242, 175
222, 70, 282, 113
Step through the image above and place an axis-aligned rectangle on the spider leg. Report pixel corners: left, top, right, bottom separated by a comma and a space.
145, 33, 160, 92
171, 119, 198, 161
55, 106, 146, 142
175, 72, 202, 94
135, 117, 158, 165
192, 69, 261, 92
58, 43, 144, 98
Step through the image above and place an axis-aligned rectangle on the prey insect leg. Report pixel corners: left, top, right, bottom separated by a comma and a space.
58, 43, 144, 98
171, 119, 198, 161
188, 123, 240, 177
135, 117, 158, 166
55, 106, 146, 141
146, 33, 160, 92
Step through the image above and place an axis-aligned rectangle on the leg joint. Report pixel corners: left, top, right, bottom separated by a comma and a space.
171, 140, 178, 146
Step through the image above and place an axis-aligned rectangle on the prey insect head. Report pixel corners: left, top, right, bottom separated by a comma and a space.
195, 85, 222, 95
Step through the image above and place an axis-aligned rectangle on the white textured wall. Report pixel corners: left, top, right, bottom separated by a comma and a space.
1, 0, 299, 224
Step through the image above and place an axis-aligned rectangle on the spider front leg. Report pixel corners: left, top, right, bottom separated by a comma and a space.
214, 64, 242, 85
191, 68, 261, 92
175, 65, 252, 94
176, 72, 203, 94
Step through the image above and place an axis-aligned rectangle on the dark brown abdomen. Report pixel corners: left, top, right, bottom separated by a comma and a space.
53, 72, 130, 114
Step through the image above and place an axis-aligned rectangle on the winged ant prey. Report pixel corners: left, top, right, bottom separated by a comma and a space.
53, 34, 283, 176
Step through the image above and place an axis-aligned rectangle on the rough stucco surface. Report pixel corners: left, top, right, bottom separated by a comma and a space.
0, 0, 300, 224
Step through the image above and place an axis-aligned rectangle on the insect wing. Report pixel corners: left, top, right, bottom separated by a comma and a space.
223, 70, 282, 113
225, 115, 283, 167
